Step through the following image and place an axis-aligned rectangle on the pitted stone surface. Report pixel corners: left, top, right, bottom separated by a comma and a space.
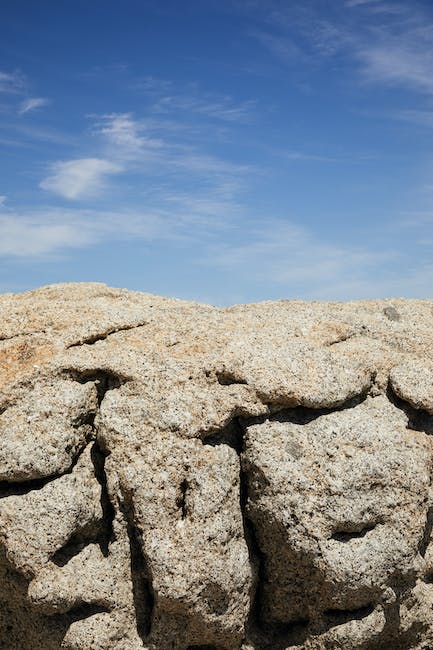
1, 283, 433, 649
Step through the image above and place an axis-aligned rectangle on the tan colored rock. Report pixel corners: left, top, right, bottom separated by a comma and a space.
1, 283, 433, 649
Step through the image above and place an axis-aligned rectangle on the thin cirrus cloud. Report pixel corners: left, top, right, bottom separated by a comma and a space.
345, 0, 382, 7
203, 219, 413, 300
153, 94, 256, 122
39, 158, 122, 200
0, 205, 213, 258
357, 43, 433, 94
373, 108, 433, 131
254, 1, 433, 96
334, 9, 433, 95
18, 97, 49, 114
0, 70, 25, 94
0, 213, 95, 256
94, 112, 251, 182
36, 110, 250, 210
0, 196, 6, 206
134, 76, 257, 123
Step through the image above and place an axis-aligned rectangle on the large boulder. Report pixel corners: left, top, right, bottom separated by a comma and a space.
1, 283, 433, 649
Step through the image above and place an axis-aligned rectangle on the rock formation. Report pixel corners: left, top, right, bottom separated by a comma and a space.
1, 283, 433, 649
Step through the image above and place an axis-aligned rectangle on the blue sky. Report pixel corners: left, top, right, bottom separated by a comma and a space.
1, 0, 433, 304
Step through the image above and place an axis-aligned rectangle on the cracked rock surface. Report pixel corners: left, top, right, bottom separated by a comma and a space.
1, 283, 433, 649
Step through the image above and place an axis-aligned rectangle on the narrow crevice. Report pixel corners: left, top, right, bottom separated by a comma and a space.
119, 488, 154, 641
51, 529, 97, 567
50, 441, 116, 566
202, 418, 244, 453
62, 369, 126, 404
216, 371, 248, 386
0, 329, 47, 342
331, 522, 378, 542
203, 418, 276, 634
327, 331, 357, 346
423, 570, 433, 584
62, 603, 111, 623
176, 479, 189, 520
386, 384, 433, 435
91, 442, 115, 556
252, 390, 371, 429
323, 603, 375, 626
50, 373, 121, 564
50, 442, 116, 566
418, 506, 433, 558
0, 441, 91, 499
239, 455, 270, 638
67, 322, 148, 348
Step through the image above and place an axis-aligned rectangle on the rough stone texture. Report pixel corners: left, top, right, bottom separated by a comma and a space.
1, 284, 433, 649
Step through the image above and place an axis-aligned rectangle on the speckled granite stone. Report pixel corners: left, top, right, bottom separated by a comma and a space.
1, 283, 433, 649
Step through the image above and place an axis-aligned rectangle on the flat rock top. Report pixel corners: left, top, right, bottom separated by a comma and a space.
1, 283, 433, 650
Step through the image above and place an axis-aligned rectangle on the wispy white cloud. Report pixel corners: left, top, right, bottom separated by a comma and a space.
40, 158, 122, 200
92, 112, 252, 184
253, 31, 304, 63
357, 41, 433, 94
95, 113, 163, 159
325, 6, 433, 95
0, 200, 221, 258
132, 75, 173, 94
0, 70, 25, 94
133, 75, 256, 122
3, 207, 432, 301
346, 0, 409, 15
345, 0, 382, 7
204, 219, 402, 300
169, 151, 251, 178
0, 214, 93, 256
0, 196, 6, 207
0, 121, 76, 147
283, 150, 340, 162
18, 97, 49, 114
154, 93, 256, 122
379, 109, 433, 129
252, 1, 433, 97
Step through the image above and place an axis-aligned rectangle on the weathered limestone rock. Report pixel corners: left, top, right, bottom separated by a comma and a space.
1, 283, 433, 649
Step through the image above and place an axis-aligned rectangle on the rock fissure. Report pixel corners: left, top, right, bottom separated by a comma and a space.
0, 329, 47, 342
66, 322, 148, 348
118, 488, 154, 642
90, 442, 115, 557
387, 384, 433, 435
331, 522, 379, 542
177, 478, 189, 520
418, 506, 433, 558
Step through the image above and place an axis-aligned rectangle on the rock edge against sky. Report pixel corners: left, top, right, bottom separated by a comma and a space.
1, 283, 433, 649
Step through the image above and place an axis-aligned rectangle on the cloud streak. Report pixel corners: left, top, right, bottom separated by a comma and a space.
252, 1, 433, 96
0, 70, 25, 94
40, 158, 122, 199
92, 112, 252, 189
19, 97, 49, 114
0, 202, 222, 258
95, 112, 163, 158
201, 219, 433, 301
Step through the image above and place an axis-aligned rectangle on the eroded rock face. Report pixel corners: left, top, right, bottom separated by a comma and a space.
1, 284, 433, 649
